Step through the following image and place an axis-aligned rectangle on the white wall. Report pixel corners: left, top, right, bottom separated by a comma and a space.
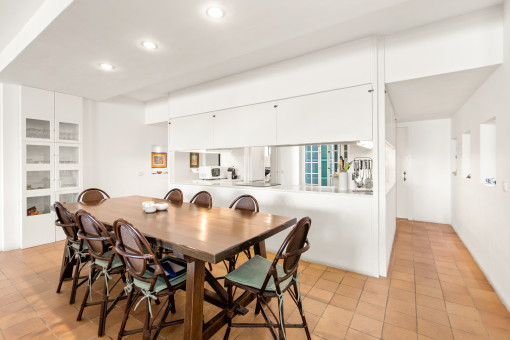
0, 83, 22, 251
168, 37, 374, 118
398, 119, 451, 224
144, 96, 168, 124
385, 6, 503, 83
450, 6, 510, 308
83, 97, 168, 198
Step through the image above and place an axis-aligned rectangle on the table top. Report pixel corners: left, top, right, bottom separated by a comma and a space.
64, 195, 296, 263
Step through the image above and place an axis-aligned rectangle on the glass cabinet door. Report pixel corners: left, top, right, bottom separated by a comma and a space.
26, 144, 51, 165
26, 195, 51, 216
58, 145, 79, 164
25, 118, 52, 141
58, 122, 80, 142
58, 170, 80, 189
58, 192, 79, 204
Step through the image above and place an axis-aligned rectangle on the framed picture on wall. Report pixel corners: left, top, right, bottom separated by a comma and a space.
190, 152, 199, 168
151, 152, 167, 168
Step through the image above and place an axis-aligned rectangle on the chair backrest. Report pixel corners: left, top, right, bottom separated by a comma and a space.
113, 219, 171, 291
229, 194, 259, 212
164, 188, 183, 203
190, 191, 212, 208
261, 217, 311, 292
77, 188, 110, 203
54, 201, 78, 242
75, 209, 114, 260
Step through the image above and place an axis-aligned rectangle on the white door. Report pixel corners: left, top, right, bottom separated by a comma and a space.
396, 127, 410, 219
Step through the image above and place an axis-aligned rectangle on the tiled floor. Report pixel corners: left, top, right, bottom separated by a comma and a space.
0, 219, 509, 339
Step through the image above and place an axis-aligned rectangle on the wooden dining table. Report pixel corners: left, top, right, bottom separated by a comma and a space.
63, 195, 296, 340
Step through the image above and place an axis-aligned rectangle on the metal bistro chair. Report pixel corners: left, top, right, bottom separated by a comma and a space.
54, 202, 90, 304
223, 217, 312, 340
78, 188, 110, 203
75, 209, 127, 337
190, 190, 212, 208
163, 188, 183, 204
114, 218, 186, 340
223, 195, 260, 272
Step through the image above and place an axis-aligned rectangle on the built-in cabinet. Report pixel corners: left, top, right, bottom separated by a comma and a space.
168, 84, 373, 151
21, 86, 83, 248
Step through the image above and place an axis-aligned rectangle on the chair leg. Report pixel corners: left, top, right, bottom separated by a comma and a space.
142, 298, 152, 340
277, 295, 285, 340
152, 296, 172, 340
294, 282, 311, 340
208, 262, 213, 271
56, 244, 72, 293
169, 294, 176, 314
69, 256, 82, 304
98, 273, 109, 337
77, 267, 94, 321
118, 289, 134, 340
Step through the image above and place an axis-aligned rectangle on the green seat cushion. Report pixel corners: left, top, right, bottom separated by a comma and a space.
225, 255, 292, 292
133, 257, 187, 292
70, 243, 88, 251
94, 250, 123, 269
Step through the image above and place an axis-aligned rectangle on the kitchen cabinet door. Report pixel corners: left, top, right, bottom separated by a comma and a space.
213, 102, 277, 149
55, 92, 83, 143
168, 114, 213, 151
276, 84, 373, 145
21, 86, 55, 142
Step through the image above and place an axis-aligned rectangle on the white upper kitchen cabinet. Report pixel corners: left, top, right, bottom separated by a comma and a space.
55, 92, 83, 143
21, 86, 55, 142
276, 84, 373, 145
169, 114, 214, 150
213, 102, 277, 149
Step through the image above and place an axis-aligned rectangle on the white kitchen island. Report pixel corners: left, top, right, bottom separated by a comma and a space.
170, 181, 378, 277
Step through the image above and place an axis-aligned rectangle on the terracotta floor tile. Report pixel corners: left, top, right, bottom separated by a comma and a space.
416, 284, 443, 300
387, 297, 416, 316
385, 308, 417, 332
350, 314, 383, 338
2, 316, 48, 339
416, 305, 450, 327
337, 284, 363, 300
329, 294, 359, 312
417, 318, 453, 340
315, 278, 339, 292
391, 278, 416, 292
303, 297, 328, 316
486, 325, 510, 340
356, 301, 386, 322
342, 276, 366, 289
364, 281, 389, 296
307, 287, 334, 304
445, 301, 480, 321
345, 327, 379, 339
360, 290, 388, 308
320, 270, 345, 283
322, 304, 354, 327
391, 271, 415, 283
448, 314, 489, 337
479, 310, 510, 331
389, 287, 416, 303
442, 290, 474, 307
313, 318, 348, 339
382, 323, 418, 340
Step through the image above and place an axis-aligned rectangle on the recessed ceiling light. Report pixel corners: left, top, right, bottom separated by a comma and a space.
206, 7, 225, 19
99, 63, 115, 71
141, 41, 158, 50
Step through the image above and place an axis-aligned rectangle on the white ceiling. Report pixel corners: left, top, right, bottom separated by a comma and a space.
0, 0, 502, 102
387, 65, 499, 122
0, 0, 45, 51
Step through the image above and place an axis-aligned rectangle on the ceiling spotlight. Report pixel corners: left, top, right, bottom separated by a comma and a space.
141, 41, 158, 50
99, 63, 115, 71
206, 7, 225, 19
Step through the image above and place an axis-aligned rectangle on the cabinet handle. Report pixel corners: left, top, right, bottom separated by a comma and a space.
212, 115, 216, 118
274, 105, 278, 108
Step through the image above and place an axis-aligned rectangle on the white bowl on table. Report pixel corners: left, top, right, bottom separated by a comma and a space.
155, 202, 168, 211
142, 201, 157, 213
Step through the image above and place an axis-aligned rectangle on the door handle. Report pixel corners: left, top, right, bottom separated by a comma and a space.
403, 171, 407, 182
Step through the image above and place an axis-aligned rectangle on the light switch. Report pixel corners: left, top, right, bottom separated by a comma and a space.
503, 181, 509, 192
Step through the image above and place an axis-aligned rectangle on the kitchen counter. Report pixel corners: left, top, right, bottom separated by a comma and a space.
173, 179, 373, 197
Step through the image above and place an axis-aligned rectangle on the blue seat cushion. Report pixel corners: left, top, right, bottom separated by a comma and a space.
225, 255, 292, 292
133, 257, 187, 292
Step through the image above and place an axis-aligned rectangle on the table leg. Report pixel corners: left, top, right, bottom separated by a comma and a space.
184, 259, 205, 340
254, 240, 267, 258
